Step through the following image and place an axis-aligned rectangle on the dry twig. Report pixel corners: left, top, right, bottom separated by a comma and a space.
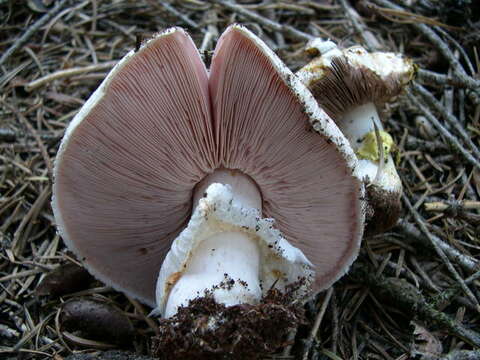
0, 0, 69, 67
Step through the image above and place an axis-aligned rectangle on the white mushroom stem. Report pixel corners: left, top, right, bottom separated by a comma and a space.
162, 169, 264, 318
338, 103, 400, 191
338, 102, 382, 146
164, 231, 262, 318
193, 169, 262, 210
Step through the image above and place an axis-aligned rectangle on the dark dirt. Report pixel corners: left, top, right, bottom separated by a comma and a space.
364, 182, 402, 235
152, 282, 306, 360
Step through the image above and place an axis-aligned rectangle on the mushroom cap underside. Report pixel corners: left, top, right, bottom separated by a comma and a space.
52, 25, 364, 307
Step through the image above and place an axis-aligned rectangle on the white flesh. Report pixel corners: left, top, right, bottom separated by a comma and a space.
164, 170, 263, 318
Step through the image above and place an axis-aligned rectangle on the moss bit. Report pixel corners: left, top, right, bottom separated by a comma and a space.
356, 130, 394, 162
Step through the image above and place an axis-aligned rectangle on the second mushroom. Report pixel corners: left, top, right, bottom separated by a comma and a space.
297, 40, 415, 235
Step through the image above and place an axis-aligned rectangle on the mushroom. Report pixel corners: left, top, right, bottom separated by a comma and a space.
52, 25, 364, 350
296, 39, 416, 235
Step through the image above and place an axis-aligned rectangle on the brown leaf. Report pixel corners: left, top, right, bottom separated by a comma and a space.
60, 298, 135, 347
36, 262, 94, 297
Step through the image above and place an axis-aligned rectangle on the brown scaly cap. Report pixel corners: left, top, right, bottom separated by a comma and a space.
298, 45, 416, 120
309, 57, 410, 120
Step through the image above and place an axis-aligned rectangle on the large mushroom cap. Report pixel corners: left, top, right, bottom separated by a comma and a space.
53, 25, 364, 307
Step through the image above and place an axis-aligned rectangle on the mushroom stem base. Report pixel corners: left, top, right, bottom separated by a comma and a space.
154, 281, 306, 359
163, 230, 262, 318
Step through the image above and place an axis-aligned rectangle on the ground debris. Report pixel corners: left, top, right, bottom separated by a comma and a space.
412, 321, 443, 359
152, 283, 305, 359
